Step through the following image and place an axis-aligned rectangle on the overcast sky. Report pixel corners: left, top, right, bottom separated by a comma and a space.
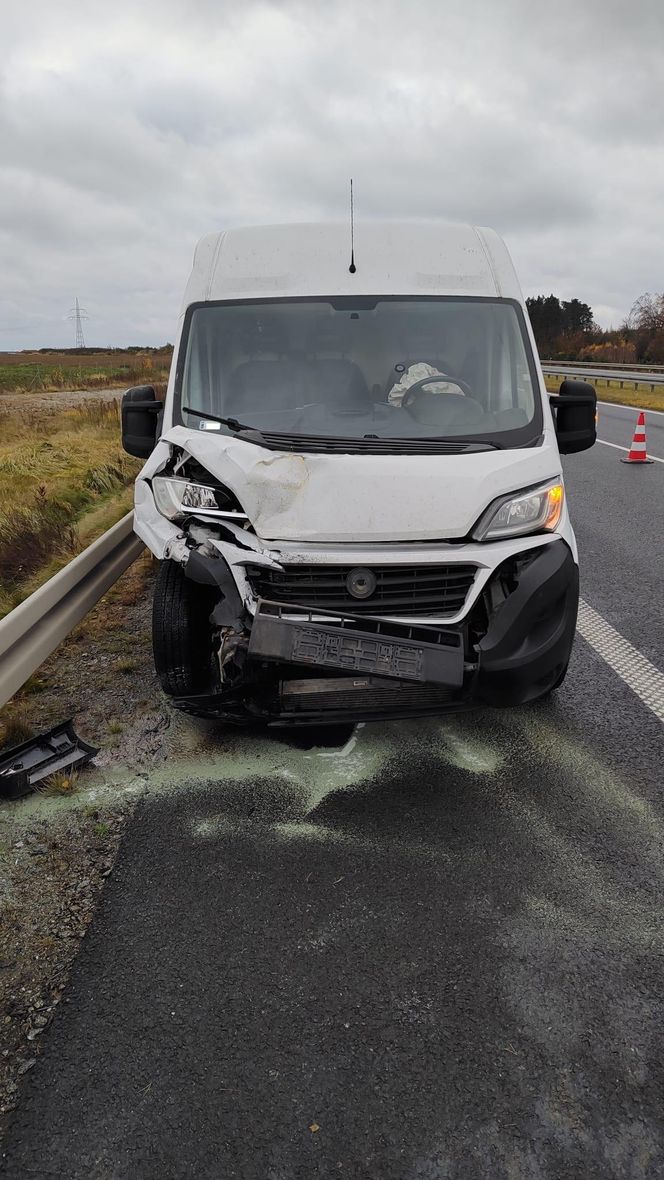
2, 0, 664, 348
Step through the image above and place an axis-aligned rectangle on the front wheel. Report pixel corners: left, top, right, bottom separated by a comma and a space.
152, 561, 219, 696
536, 660, 570, 702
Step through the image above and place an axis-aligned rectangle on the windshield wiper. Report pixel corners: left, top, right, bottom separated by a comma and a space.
442, 438, 503, 450
362, 434, 503, 450
182, 406, 260, 433
182, 410, 505, 453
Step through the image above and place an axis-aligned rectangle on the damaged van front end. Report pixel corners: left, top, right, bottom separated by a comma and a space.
124, 222, 596, 725
131, 431, 581, 725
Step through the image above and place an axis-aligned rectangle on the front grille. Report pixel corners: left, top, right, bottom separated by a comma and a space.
246, 563, 476, 617
280, 677, 458, 715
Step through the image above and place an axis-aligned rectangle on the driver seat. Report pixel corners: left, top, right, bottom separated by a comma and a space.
228, 319, 306, 415
306, 319, 370, 409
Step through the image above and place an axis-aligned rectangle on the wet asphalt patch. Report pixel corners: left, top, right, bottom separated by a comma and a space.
3, 642, 664, 1180
266, 723, 356, 752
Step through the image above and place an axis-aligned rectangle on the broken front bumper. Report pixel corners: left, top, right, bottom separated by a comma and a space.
172, 538, 578, 724
248, 601, 465, 687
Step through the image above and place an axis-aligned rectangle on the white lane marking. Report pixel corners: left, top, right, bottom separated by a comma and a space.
599, 400, 664, 418
596, 438, 664, 464
577, 599, 664, 724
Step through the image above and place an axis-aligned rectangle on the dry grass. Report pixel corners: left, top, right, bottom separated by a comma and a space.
0, 398, 140, 617
0, 347, 171, 395
40, 771, 80, 796
114, 657, 139, 675
0, 715, 33, 750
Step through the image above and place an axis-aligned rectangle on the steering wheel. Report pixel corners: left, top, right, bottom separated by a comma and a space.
402, 374, 473, 406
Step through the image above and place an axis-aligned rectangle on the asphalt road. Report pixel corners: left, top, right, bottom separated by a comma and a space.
3, 424, 664, 1179
595, 400, 664, 460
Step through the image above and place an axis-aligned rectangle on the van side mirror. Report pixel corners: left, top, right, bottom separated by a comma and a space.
549, 379, 597, 454
121, 385, 162, 458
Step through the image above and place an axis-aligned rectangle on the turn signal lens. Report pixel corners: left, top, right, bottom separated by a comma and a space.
543, 483, 564, 530
474, 480, 565, 541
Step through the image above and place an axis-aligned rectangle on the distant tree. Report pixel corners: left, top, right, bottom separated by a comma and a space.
562, 298, 594, 335
526, 294, 595, 356
526, 295, 561, 352
625, 292, 664, 332
623, 292, 664, 361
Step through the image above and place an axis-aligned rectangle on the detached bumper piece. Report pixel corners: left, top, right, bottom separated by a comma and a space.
0, 720, 99, 800
248, 600, 465, 687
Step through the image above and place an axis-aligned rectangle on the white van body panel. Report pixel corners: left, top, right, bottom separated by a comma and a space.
180, 222, 521, 306
137, 425, 562, 544
162, 221, 540, 428
133, 473, 575, 628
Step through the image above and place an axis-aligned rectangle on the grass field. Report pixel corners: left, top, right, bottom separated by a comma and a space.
544, 374, 664, 412
0, 398, 141, 618
0, 347, 172, 395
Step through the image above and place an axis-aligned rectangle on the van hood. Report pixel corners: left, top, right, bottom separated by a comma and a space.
142, 426, 561, 543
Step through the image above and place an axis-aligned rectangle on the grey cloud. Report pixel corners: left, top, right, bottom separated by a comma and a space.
2, 0, 664, 347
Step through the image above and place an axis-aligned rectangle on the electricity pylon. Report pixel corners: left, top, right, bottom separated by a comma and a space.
68, 298, 88, 348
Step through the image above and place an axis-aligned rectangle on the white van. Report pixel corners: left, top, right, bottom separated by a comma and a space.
123, 221, 596, 724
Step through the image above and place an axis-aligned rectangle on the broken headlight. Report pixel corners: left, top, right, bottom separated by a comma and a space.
152, 476, 248, 521
473, 479, 564, 541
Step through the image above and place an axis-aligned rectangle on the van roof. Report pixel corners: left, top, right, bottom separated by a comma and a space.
182, 221, 523, 309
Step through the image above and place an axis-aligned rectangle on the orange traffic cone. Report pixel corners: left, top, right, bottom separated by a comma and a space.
621, 411, 654, 463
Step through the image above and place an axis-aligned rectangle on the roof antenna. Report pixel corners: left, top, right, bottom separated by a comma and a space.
348, 178, 356, 273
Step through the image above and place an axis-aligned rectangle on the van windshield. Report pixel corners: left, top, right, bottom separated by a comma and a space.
178, 297, 541, 449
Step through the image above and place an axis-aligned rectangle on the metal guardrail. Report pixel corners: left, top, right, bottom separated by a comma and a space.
542, 366, 664, 392
542, 359, 664, 372
0, 512, 144, 711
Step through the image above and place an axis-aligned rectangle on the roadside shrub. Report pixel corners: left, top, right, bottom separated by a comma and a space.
0, 393, 140, 614
84, 464, 125, 495
0, 493, 78, 585
0, 715, 33, 750
41, 771, 79, 796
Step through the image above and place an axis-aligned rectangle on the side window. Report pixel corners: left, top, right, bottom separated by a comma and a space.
490, 309, 535, 416
182, 314, 212, 415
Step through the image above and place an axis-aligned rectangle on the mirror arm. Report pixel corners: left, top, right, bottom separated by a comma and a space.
548, 393, 594, 409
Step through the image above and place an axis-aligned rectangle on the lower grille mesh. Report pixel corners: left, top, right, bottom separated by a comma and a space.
280, 678, 457, 714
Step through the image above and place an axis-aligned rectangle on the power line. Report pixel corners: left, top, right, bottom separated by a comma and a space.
67, 297, 89, 348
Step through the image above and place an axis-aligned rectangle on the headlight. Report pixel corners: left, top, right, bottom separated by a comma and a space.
473, 479, 564, 541
152, 476, 248, 521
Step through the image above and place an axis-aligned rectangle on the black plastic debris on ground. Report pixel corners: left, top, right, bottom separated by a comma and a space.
0, 721, 99, 801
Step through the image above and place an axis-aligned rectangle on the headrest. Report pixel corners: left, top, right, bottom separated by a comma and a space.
306, 317, 352, 355
400, 323, 447, 358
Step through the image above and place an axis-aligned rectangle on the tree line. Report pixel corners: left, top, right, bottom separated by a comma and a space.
525, 293, 664, 364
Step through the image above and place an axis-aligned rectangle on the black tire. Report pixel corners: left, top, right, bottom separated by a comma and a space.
549, 662, 569, 692
537, 661, 570, 701
152, 561, 219, 696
